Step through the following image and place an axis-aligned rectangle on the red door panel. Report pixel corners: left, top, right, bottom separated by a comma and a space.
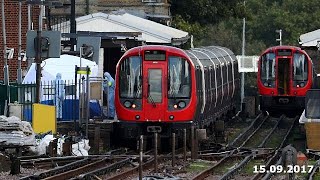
143, 63, 166, 121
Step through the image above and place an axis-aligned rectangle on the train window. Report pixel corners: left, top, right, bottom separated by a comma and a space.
148, 69, 162, 103
227, 59, 232, 82
168, 56, 191, 98
277, 49, 292, 56
216, 65, 221, 88
261, 52, 276, 87
119, 56, 142, 98
293, 53, 308, 82
144, 50, 166, 61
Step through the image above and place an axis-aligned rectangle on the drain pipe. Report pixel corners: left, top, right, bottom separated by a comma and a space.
2, 0, 10, 116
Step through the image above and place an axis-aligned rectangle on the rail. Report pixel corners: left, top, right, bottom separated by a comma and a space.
252, 116, 297, 180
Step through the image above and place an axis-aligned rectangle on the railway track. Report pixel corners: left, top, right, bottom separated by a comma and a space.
251, 115, 297, 180
20, 157, 132, 180
227, 112, 267, 148
191, 114, 297, 180
20, 113, 306, 180
19, 148, 153, 180
307, 159, 320, 180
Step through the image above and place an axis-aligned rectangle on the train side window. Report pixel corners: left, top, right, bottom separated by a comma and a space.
211, 66, 216, 89
227, 61, 232, 82
221, 63, 227, 85
196, 67, 202, 98
195, 66, 199, 93
209, 66, 213, 90
215, 65, 221, 88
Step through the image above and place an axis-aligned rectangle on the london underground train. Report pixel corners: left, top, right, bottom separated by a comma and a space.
257, 46, 314, 114
114, 45, 239, 139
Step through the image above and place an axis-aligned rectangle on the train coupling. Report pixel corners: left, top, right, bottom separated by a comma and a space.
279, 98, 289, 104
147, 126, 162, 133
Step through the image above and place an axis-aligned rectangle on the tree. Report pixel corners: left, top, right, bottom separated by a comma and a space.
246, 0, 320, 47
170, 0, 246, 25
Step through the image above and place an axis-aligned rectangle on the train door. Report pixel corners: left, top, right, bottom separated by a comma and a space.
143, 62, 166, 121
277, 58, 291, 95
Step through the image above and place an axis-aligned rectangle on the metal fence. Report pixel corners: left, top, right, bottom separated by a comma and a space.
0, 77, 105, 123
48, 15, 71, 33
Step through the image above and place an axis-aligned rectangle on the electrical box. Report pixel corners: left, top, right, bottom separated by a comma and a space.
26, 30, 61, 58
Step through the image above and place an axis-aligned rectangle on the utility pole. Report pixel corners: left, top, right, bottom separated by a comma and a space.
241, 1, 246, 111
276, 29, 282, 46
70, 0, 76, 51
35, 1, 44, 103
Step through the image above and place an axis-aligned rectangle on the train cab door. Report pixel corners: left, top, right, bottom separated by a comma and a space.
277, 58, 291, 95
143, 62, 166, 121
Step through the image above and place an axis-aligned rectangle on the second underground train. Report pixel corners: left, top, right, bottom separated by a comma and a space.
257, 45, 314, 114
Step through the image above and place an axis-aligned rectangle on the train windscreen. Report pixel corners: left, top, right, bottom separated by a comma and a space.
293, 52, 308, 87
168, 56, 191, 98
119, 56, 142, 98
260, 52, 276, 87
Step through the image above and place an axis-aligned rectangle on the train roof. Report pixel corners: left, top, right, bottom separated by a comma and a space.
122, 45, 237, 67
259, 45, 311, 58
185, 46, 235, 60
122, 45, 188, 57
261, 45, 303, 53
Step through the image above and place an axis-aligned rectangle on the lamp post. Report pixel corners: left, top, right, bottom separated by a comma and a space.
276, 29, 282, 46
241, 1, 246, 111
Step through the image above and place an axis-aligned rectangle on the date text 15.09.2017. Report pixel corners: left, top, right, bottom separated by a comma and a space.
253, 165, 314, 174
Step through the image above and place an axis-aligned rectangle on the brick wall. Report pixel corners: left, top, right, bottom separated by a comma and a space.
0, 1, 40, 82
50, 0, 170, 20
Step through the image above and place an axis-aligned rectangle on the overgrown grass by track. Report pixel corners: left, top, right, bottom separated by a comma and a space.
225, 118, 252, 144
244, 118, 277, 147
212, 158, 243, 174
295, 160, 320, 180
185, 160, 215, 174
264, 128, 287, 148
240, 159, 265, 176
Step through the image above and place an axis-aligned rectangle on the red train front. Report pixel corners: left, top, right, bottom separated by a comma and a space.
115, 45, 239, 140
115, 45, 197, 138
257, 46, 314, 114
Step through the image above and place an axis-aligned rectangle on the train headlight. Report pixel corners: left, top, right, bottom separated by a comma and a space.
178, 101, 186, 108
263, 82, 269, 87
173, 104, 178, 109
132, 104, 136, 108
169, 115, 174, 120
123, 101, 132, 108
300, 82, 305, 87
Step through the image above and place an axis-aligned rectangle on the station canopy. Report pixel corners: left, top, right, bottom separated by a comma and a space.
54, 11, 189, 45
299, 29, 320, 48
